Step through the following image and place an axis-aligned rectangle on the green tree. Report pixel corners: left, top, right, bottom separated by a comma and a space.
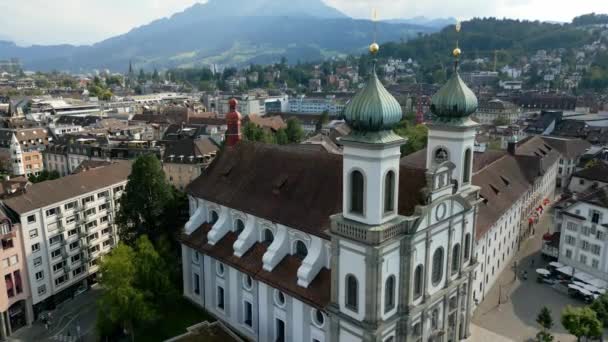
493, 115, 510, 126
316, 111, 330, 131
116, 155, 174, 245
97, 244, 155, 341
395, 122, 429, 155
243, 122, 270, 142
561, 306, 602, 342
585, 159, 601, 169
591, 293, 608, 327
133, 235, 175, 305
536, 307, 554, 342
28, 170, 61, 183
138, 69, 146, 82
275, 128, 289, 145
286, 118, 304, 143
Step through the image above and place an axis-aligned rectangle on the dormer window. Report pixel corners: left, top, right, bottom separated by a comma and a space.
235, 219, 245, 234
350, 170, 364, 215
294, 240, 308, 260
384, 171, 395, 214
210, 211, 219, 225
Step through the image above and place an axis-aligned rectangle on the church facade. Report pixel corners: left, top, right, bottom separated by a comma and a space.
181, 41, 485, 342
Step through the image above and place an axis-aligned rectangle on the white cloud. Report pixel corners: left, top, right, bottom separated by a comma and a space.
0, 0, 606, 45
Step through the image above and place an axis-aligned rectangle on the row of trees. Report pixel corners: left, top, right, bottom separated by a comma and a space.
535, 293, 608, 342
28, 170, 60, 183
97, 154, 188, 340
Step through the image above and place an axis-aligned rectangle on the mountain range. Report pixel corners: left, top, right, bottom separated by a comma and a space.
0, 0, 439, 72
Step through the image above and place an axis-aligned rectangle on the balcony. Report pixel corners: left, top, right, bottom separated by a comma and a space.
0, 229, 16, 239
83, 201, 97, 210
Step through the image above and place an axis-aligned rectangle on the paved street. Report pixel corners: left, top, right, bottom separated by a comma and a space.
9, 286, 100, 342
472, 206, 582, 342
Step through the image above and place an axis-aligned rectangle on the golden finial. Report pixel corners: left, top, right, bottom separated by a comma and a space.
369, 8, 380, 55
453, 20, 462, 58
370, 43, 380, 55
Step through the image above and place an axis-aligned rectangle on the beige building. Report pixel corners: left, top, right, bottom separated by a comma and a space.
0, 208, 32, 338
163, 138, 219, 190
0, 128, 50, 177
473, 99, 521, 126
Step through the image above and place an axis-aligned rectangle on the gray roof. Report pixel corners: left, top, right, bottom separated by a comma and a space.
3, 161, 131, 214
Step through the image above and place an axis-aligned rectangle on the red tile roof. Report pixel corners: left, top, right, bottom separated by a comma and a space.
187, 141, 426, 239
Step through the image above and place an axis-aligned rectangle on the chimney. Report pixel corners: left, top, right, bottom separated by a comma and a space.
226, 98, 242, 147
507, 134, 518, 155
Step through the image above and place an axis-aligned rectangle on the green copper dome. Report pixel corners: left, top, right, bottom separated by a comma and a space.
343, 70, 403, 132
430, 71, 478, 119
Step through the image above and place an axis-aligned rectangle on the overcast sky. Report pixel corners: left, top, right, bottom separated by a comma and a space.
1, 0, 606, 45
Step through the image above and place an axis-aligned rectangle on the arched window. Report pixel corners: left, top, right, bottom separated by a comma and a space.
345, 274, 358, 311
384, 171, 395, 213
210, 211, 219, 224
294, 240, 308, 260
432, 248, 444, 285
235, 219, 245, 234
463, 149, 472, 183
413, 265, 423, 299
384, 275, 396, 313
431, 309, 439, 330
263, 229, 274, 244
350, 170, 364, 215
452, 244, 461, 274
464, 233, 471, 261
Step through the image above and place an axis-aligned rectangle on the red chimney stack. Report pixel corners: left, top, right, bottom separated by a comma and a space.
226, 98, 242, 147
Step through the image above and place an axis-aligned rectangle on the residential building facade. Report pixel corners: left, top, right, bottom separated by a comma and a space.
163, 138, 219, 191
0, 208, 32, 338
2, 161, 130, 317
568, 163, 608, 194
0, 128, 50, 177
556, 186, 608, 281
288, 96, 346, 115
472, 99, 521, 126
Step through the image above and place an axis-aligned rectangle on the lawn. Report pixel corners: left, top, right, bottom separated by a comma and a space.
135, 297, 214, 342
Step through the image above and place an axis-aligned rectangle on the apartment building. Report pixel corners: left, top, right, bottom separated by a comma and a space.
163, 138, 219, 191
44, 139, 162, 176
2, 161, 131, 317
0, 208, 32, 338
555, 186, 608, 283
472, 99, 521, 126
288, 95, 345, 115
0, 128, 51, 177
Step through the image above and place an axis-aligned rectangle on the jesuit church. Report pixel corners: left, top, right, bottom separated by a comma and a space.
179, 36, 490, 342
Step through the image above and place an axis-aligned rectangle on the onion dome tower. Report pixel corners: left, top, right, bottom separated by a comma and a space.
429, 22, 478, 125
342, 43, 405, 145
226, 98, 242, 147
426, 21, 479, 188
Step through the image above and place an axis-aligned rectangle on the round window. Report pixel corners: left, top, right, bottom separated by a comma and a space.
312, 309, 325, 327
274, 290, 286, 307
243, 275, 253, 290
216, 262, 224, 276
